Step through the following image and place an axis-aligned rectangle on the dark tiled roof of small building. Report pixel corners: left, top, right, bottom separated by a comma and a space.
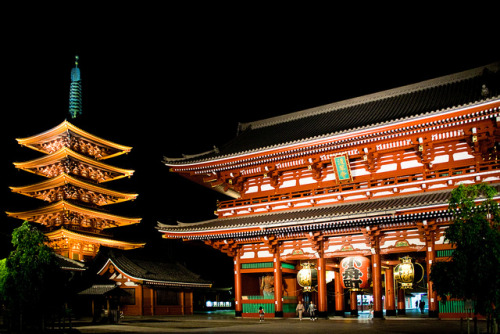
165, 62, 500, 164
101, 248, 211, 287
78, 284, 120, 296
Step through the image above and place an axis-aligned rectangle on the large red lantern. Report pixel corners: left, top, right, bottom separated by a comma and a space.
340, 256, 371, 290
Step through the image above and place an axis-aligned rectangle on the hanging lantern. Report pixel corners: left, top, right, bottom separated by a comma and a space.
297, 263, 317, 292
394, 256, 415, 289
340, 256, 371, 290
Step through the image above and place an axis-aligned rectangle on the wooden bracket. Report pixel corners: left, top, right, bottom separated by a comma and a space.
262, 234, 279, 254
204, 239, 239, 257
306, 231, 324, 254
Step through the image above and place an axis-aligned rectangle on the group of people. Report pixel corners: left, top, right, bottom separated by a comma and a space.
259, 298, 428, 322
259, 298, 426, 321
296, 300, 316, 321
258, 300, 316, 322
416, 300, 426, 314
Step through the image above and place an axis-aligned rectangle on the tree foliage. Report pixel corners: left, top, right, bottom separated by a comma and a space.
431, 183, 500, 320
0, 221, 68, 331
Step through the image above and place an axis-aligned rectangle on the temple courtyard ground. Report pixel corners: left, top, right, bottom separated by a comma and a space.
72, 310, 483, 333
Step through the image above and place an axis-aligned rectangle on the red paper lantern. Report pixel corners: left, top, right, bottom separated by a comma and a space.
340, 256, 371, 290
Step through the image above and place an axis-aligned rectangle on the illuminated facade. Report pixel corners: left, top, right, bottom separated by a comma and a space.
159, 62, 500, 318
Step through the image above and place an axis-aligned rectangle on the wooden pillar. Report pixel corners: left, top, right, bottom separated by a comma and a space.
179, 291, 184, 315
151, 288, 155, 316
139, 285, 144, 316
426, 236, 438, 317
317, 255, 327, 317
185, 291, 193, 315
334, 269, 345, 317
91, 299, 95, 322
273, 251, 283, 317
371, 249, 383, 318
350, 290, 358, 316
234, 251, 242, 316
385, 266, 396, 316
397, 287, 406, 315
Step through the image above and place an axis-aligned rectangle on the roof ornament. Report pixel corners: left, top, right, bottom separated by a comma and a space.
69, 55, 82, 119
481, 84, 489, 98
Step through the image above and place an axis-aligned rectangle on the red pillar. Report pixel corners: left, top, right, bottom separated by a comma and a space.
273, 252, 283, 317
397, 287, 406, 315
385, 266, 396, 316
334, 269, 345, 317
350, 290, 358, 316
177, 290, 183, 316
372, 250, 383, 318
317, 256, 327, 317
234, 252, 242, 316
139, 285, 144, 316
426, 237, 438, 317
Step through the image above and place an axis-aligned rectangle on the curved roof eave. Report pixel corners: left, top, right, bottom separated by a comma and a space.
163, 62, 500, 167
16, 120, 133, 159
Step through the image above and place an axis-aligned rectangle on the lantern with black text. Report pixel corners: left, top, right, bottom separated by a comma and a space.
394, 256, 424, 289
297, 262, 317, 292
394, 256, 414, 289
340, 256, 371, 290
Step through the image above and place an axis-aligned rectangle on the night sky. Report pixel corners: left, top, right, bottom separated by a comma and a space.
1, 15, 498, 284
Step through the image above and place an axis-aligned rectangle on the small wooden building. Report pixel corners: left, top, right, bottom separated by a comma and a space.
91, 248, 212, 316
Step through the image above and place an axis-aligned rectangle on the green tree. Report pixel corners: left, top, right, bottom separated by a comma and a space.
431, 183, 500, 332
0, 221, 68, 332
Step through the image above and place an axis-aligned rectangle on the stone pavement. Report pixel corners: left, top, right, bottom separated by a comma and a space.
72, 310, 479, 333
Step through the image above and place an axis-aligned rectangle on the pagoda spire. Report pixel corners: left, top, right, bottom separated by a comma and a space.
69, 55, 82, 119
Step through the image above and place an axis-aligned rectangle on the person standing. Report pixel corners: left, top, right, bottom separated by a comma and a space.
307, 301, 317, 321
259, 306, 265, 322
419, 300, 425, 314
296, 301, 305, 320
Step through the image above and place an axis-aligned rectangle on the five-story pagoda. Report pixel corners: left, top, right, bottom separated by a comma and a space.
7, 56, 145, 261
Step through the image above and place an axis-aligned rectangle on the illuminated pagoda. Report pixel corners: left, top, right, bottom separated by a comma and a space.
7, 57, 144, 261
159, 62, 500, 319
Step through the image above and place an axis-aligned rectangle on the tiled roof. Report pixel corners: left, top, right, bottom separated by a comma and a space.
158, 184, 500, 235
78, 284, 120, 296
100, 248, 212, 287
165, 62, 500, 164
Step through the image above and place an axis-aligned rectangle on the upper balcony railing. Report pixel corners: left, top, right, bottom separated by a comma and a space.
216, 160, 500, 218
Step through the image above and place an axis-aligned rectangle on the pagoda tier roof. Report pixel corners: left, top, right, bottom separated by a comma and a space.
10, 173, 138, 205
13, 147, 134, 183
6, 200, 141, 229
157, 183, 500, 240
164, 62, 500, 166
96, 247, 212, 288
46, 227, 145, 250
16, 120, 132, 160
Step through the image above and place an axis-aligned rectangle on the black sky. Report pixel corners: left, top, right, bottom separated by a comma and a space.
1, 13, 498, 264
